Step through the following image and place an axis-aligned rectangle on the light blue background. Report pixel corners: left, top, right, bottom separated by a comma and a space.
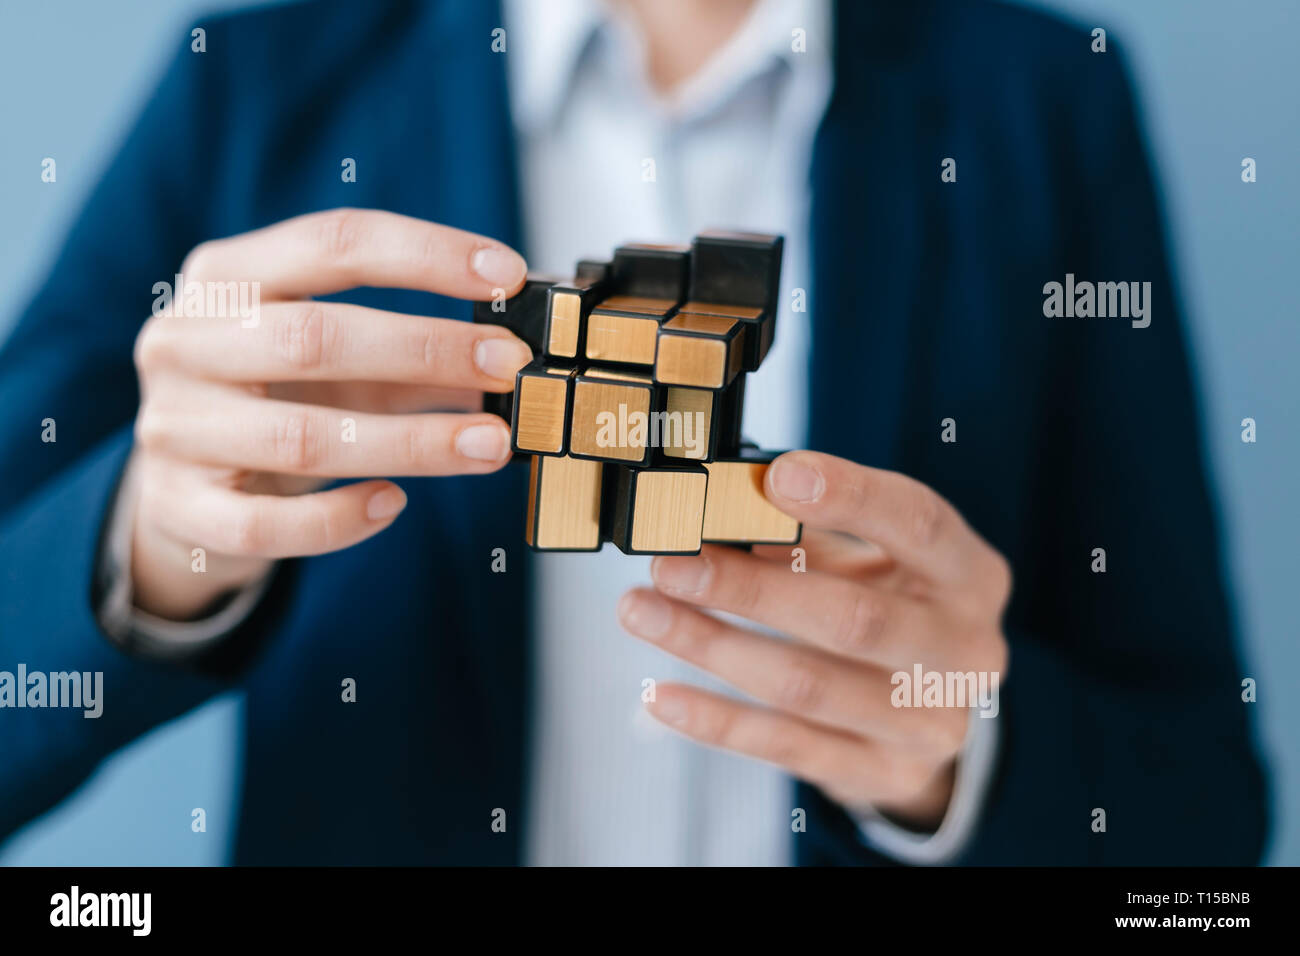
1, 0, 1295, 865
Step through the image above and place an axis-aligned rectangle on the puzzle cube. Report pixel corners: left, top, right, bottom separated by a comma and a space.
473, 231, 800, 555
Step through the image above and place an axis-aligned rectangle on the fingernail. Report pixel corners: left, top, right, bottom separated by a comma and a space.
769, 457, 824, 502
652, 555, 711, 595
651, 696, 688, 727
455, 423, 510, 461
475, 337, 533, 381
618, 590, 672, 640
471, 246, 526, 289
366, 486, 407, 521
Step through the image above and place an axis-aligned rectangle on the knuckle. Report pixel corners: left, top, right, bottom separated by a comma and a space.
133, 316, 168, 373
834, 588, 887, 655
224, 506, 266, 556
309, 498, 348, 553
841, 471, 874, 527
290, 506, 327, 554
402, 423, 434, 470
700, 703, 734, 747
133, 406, 168, 452
421, 326, 450, 376
135, 464, 168, 514
314, 208, 366, 261
721, 560, 761, 609
848, 469, 874, 505
272, 410, 326, 472
762, 725, 804, 770
987, 551, 1014, 602
774, 662, 829, 713
276, 302, 337, 371
906, 491, 945, 548
180, 241, 218, 281
414, 226, 454, 275
689, 611, 729, 654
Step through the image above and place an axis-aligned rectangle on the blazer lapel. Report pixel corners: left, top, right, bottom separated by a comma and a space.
386, 0, 535, 857
808, 2, 945, 471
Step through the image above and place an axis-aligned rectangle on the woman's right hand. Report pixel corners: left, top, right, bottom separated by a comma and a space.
128, 209, 532, 621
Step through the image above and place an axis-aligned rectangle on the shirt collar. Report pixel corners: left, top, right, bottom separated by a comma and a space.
503, 0, 605, 133
504, 0, 832, 132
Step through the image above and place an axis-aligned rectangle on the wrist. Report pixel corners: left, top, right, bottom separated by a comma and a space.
130, 520, 270, 621
872, 759, 957, 833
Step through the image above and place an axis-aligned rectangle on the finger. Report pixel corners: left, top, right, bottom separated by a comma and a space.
270, 381, 484, 415
645, 683, 904, 802
139, 302, 533, 393
651, 545, 949, 669
764, 451, 1010, 592
136, 384, 513, 477
182, 208, 527, 302
148, 476, 409, 560
621, 588, 967, 752
751, 527, 893, 579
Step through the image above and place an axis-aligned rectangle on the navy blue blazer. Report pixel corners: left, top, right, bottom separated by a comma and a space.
0, 0, 1268, 864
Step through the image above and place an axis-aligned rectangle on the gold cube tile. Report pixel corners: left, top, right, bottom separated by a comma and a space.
585, 310, 659, 365
547, 291, 582, 358
655, 313, 744, 389
526, 455, 604, 551
568, 369, 654, 462
702, 460, 801, 544
514, 369, 570, 454
663, 386, 714, 460
630, 469, 708, 553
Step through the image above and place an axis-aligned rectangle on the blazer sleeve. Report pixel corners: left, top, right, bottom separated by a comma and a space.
799, 47, 1269, 866
0, 35, 282, 842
